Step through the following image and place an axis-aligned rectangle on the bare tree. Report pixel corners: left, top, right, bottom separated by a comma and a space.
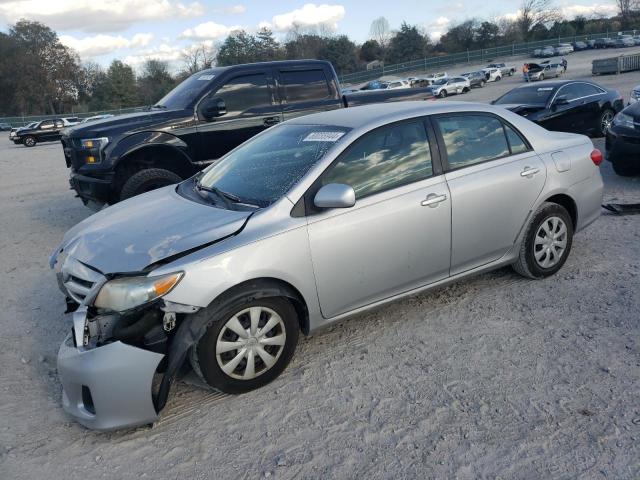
616, 0, 640, 27
370, 17, 391, 49
181, 44, 216, 74
518, 0, 560, 40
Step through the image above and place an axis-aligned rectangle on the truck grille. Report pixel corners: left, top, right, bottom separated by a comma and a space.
60, 255, 105, 304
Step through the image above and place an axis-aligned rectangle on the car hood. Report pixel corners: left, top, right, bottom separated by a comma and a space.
50, 186, 252, 274
64, 108, 190, 139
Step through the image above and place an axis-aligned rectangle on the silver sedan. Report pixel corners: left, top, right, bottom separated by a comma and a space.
51, 102, 604, 430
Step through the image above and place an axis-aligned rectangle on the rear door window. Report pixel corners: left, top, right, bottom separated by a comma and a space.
280, 69, 331, 103
435, 115, 510, 170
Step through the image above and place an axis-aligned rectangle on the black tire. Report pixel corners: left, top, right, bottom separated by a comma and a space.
512, 202, 574, 279
496, 75, 502, 81
480, 80, 486, 88
439, 90, 447, 98
23, 136, 36, 147
612, 159, 640, 176
597, 108, 615, 137
191, 296, 300, 394
462, 87, 470, 93
539, 74, 544, 81
119, 168, 183, 201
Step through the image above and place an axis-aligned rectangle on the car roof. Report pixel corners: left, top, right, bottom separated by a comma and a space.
195, 59, 331, 76
288, 101, 511, 129
512, 79, 603, 89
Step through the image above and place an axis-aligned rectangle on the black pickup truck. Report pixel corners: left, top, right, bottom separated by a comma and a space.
61, 59, 435, 208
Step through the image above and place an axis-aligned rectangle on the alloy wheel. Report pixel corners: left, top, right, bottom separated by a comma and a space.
600, 110, 614, 135
215, 306, 286, 380
534, 216, 568, 269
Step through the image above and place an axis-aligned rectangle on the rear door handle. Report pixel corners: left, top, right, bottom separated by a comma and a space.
521, 167, 540, 177
421, 193, 447, 207
263, 116, 280, 127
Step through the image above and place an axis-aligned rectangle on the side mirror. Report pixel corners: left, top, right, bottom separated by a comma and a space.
553, 96, 569, 106
314, 183, 356, 209
201, 97, 227, 119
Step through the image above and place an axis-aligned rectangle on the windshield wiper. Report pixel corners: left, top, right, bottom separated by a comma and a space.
150, 104, 167, 110
195, 180, 262, 208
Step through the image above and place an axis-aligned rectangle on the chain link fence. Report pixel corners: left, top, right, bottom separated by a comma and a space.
340, 30, 640, 85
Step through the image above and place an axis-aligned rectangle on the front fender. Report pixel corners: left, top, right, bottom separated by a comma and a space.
110, 131, 194, 168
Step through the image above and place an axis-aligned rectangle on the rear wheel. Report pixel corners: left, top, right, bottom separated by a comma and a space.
23, 136, 36, 147
513, 202, 573, 279
191, 297, 300, 394
119, 168, 183, 201
598, 109, 615, 137
496, 75, 502, 81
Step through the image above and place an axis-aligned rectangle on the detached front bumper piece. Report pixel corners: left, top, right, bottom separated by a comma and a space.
57, 334, 164, 431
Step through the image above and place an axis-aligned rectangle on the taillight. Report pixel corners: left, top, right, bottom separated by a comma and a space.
590, 148, 603, 166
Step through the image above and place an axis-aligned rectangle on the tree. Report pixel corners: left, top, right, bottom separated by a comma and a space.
255, 28, 282, 61
616, 0, 640, 28
0, 33, 20, 115
181, 44, 216, 74
386, 22, 430, 63
216, 30, 257, 66
438, 19, 478, 52
370, 17, 391, 50
518, 0, 560, 40
476, 21, 500, 48
105, 60, 137, 109
320, 35, 359, 73
284, 33, 328, 60
137, 59, 175, 106
9, 20, 80, 114
359, 39, 382, 62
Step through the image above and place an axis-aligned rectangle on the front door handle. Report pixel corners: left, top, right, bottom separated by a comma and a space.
421, 193, 447, 207
521, 167, 540, 177
263, 116, 280, 127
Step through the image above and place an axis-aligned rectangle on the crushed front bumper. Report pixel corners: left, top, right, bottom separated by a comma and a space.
57, 333, 164, 431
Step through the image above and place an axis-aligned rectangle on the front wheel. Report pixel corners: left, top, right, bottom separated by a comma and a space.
192, 297, 300, 394
512, 202, 574, 279
598, 109, 615, 137
119, 168, 183, 201
480, 80, 486, 88
496, 76, 502, 81
539, 74, 545, 81
439, 90, 447, 98
462, 87, 470, 93
23, 136, 36, 147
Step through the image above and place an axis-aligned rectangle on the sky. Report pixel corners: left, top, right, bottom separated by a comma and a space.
0, 0, 620, 70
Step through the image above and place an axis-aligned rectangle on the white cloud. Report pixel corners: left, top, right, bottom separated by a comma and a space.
180, 21, 242, 40
0, 0, 205, 33
212, 4, 246, 15
268, 3, 345, 32
425, 16, 451, 41
60, 32, 154, 57
123, 40, 215, 67
560, 3, 618, 18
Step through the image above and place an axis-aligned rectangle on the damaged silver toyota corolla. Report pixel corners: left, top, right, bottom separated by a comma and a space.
51, 102, 603, 430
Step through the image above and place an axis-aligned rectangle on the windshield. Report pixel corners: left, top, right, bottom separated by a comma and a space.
197, 124, 350, 207
154, 71, 217, 110
495, 85, 556, 105
433, 79, 447, 86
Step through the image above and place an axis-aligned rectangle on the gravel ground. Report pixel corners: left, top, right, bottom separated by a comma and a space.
1, 49, 639, 479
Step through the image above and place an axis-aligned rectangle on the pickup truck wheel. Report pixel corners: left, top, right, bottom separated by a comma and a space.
23, 136, 36, 147
438, 90, 447, 98
191, 297, 299, 394
119, 168, 183, 201
512, 202, 573, 279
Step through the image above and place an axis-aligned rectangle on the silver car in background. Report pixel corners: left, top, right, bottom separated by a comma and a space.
630, 85, 640, 104
51, 102, 603, 430
429, 76, 471, 97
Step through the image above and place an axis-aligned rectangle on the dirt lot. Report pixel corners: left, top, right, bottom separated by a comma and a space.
1, 49, 639, 479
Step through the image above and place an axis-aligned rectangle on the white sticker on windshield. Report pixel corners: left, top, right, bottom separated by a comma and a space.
537, 87, 554, 91
197, 74, 215, 81
303, 131, 345, 142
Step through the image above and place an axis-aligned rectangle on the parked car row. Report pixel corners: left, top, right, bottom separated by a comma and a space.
533, 36, 640, 57
6, 115, 116, 146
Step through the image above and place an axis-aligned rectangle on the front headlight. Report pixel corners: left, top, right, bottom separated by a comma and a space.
613, 112, 635, 129
80, 137, 109, 149
94, 272, 183, 312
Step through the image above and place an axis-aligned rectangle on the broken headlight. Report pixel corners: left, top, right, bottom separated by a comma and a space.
94, 272, 183, 312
